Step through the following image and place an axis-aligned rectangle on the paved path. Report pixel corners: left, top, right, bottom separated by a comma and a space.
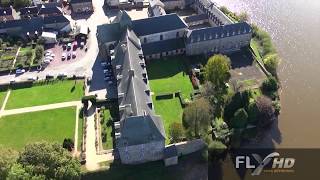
0, 90, 11, 114
0, 101, 81, 116
11, 47, 21, 69
73, 103, 82, 156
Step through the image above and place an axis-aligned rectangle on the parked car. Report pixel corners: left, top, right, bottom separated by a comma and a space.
67, 43, 72, 50
80, 42, 85, 48
72, 52, 76, 58
45, 56, 54, 61
73, 42, 78, 50
27, 77, 37, 81
62, 44, 67, 50
43, 59, 51, 64
67, 53, 71, 60
58, 73, 67, 78
62, 53, 66, 61
16, 69, 25, 74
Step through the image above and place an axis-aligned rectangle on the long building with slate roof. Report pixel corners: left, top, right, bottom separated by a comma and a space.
97, 0, 252, 164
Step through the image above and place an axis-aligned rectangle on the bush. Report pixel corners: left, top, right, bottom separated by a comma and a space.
264, 54, 279, 76
231, 108, 248, 129
34, 45, 44, 61
169, 122, 184, 143
262, 76, 279, 93
273, 100, 281, 115
247, 101, 258, 124
155, 93, 174, 100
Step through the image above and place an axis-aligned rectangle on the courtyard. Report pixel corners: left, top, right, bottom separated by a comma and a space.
0, 107, 77, 150
147, 56, 194, 143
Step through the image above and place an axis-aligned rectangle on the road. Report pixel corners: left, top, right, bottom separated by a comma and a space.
0, 0, 110, 85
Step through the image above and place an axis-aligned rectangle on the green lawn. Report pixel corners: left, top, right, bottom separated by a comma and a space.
101, 109, 113, 150
0, 91, 7, 109
6, 80, 84, 109
147, 57, 194, 99
0, 107, 76, 150
153, 97, 183, 144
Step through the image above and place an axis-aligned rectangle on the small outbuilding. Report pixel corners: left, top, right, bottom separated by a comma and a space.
164, 145, 178, 166
41, 32, 57, 44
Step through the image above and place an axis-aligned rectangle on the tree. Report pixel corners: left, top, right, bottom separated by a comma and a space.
7, 163, 33, 180
63, 138, 74, 152
0, 147, 18, 179
256, 96, 276, 127
231, 108, 248, 129
17, 142, 81, 180
13, 0, 31, 9
169, 122, 184, 143
204, 54, 231, 91
262, 76, 279, 92
34, 45, 44, 61
264, 54, 279, 76
182, 98, 211, 138
25, 51, 33, 61
208, 140, 227, 161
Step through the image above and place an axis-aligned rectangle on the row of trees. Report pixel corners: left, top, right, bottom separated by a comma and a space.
0, 142, 81, 180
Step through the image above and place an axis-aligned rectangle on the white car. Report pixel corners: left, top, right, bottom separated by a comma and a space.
16, 69, 25, 74
72, 52, 76, 58
45, 56, 54, 61
27, 77, 37, 81
62, 53, 67, 60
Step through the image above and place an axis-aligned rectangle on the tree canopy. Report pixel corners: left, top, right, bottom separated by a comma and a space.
204, 54, 231, 90
264, 54, 279, 76
182, 98, 211, 138
256, 96, 276, 127
169, 122, 184, 143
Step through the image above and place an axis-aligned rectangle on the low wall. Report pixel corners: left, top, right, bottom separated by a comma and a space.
173, 139, 206, 156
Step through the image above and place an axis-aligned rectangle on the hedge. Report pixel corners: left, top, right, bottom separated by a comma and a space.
155, 93, 174, 100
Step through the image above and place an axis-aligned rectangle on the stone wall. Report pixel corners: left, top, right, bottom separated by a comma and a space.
118, 140, 165, 164
174, 139, 206, 156
163, 0, 185, 10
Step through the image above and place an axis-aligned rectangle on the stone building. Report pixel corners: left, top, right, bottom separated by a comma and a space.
149, 0, 166, 17
69, 0, 93, 13
161, 0, 185, 10
112, 28, 166, 164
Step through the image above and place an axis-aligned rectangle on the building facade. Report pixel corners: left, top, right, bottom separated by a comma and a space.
70, 0, 93, 13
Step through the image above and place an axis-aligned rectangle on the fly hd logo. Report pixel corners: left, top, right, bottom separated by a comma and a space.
235, 152, 295, 176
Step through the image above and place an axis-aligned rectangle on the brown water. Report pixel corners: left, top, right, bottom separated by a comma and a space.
214, 0, 320, 148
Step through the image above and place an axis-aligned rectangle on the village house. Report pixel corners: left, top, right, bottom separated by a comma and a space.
69, 0, 93, 13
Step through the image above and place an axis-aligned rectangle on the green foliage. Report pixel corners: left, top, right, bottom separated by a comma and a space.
273, 100, 281, 115
231, 108, 248, 129
0, 0, 11, 7
256, 96, 275, 127
0, 147, 18, 179
205, 54, 231, 90
252, 24, 276, 57
34, 45, 44, 61
17, 142, 81, 180
264, 55, 279, 77
262, 76, 279, 93
169, 122, 184, 143
13, 0, 31, 9
208, 140, 227, 160
224, 91, 250, 121
247, 101, 259, 124
182, 98, 211, 138
7, 163, 33, 180
238, 12, 249, 22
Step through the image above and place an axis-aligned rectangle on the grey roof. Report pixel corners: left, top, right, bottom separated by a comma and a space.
0, 7, 12, 16
184, 14, 208, 23
0, 17, 43, 33
141, 38, 185, 55
38, 5, 62, 15
113, 29, 165, 146
43, 15, 69, 24
97, 23, 122, 43
70, 0, 92, 4
186, 22, 252, 44
112, 10, 132, 29
20, 6, 39, 16
132, 14, 187, 36
164, 144, 178, 158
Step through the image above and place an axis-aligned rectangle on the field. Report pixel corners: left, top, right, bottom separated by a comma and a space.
147, 57, 194, 99
0, 91, 7, 109
0, 107, 76, 150
153, 97, 183, 144
5, 80, 84, 109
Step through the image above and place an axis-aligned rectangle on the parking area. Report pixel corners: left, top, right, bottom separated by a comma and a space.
43, 39, 88, 68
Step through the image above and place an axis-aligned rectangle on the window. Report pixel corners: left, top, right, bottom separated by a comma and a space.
160, 34, 163, 41
176, 32, 179, 37
144, 37, 147, 43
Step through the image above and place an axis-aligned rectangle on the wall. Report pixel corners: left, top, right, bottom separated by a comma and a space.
72, 2, 93, 12
163, 0, 185, 10
118, 140, 165, 164
139, 28, 186, 44
164, 156, 178, 166
186, 32, 252, 55
174, 139, 206, 156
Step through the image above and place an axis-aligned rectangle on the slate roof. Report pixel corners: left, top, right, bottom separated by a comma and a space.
141, 38, 185, 55
20, 6, 39, 16
186, 22, 252, 44
184, 14, 208, 23
43, 15, 69, 24
113, 29, 166, 147
0, 7, 12, 16
38, 5, 62, 15
0, 17, 43, 34
70, 0, 92, 4
132, 14, 187, 36
97, 23, 122, 43
164, 145, 178, 158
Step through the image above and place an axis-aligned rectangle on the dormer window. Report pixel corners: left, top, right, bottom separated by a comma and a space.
215, 34, 218, 38
142, 72, 147, 78
227, 32, 229, 37
145, 89, 150, 96
221, 33, 224, 38
244, 29, 247, 33
232, 31, 235, 35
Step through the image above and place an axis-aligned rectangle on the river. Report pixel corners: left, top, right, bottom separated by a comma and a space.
214, 0, 320, 148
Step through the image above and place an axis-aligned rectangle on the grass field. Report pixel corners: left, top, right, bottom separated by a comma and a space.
6, 80, 84, 109
153, 97, 183, 144
147, 57, 194, 99
0, 91, 7, 109
0, 107, 76, 150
